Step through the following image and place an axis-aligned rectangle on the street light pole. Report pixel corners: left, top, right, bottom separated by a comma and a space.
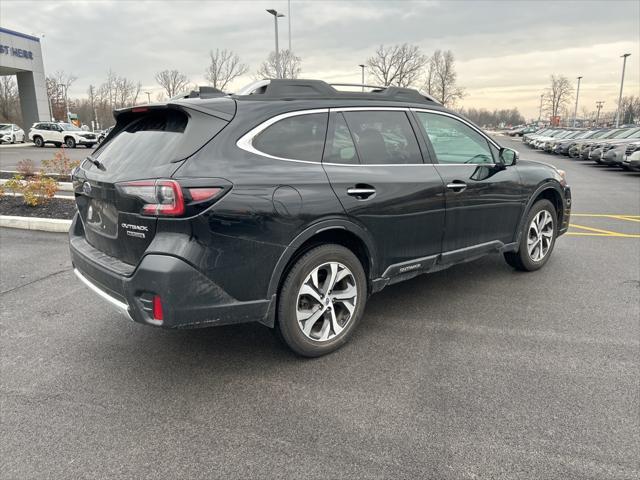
266, 9, 285, 78
572, 76, 582, 127
145, 91, 151, 103
358, 64, 365, 91
595, 101, 604, 127
615, 53, 631, 127
287, 0, 291, 52
538, 94, 544, 122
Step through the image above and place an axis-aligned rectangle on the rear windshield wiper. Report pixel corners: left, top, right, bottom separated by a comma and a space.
86, 155, 105, 171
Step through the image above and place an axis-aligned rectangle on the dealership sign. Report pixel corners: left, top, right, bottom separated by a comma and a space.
0, 44, 34, 60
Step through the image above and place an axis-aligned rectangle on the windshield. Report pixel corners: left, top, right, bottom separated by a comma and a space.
591, 130, 612, 139
615, 127, 640, 139
60, 123, 81, 131
579, 130, 599, 139
0, 124, 10, 131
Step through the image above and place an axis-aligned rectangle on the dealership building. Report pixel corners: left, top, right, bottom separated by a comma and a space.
0, 27, 50, 128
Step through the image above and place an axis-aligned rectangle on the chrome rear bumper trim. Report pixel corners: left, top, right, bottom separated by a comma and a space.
74, 268, 132, 320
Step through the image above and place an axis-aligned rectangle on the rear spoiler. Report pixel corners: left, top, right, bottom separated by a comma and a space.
114, 95, 236, 123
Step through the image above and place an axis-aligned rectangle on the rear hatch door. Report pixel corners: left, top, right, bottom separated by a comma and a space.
73, 100, 234, 265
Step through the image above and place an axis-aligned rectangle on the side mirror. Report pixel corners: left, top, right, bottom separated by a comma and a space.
499, 147, 518, 166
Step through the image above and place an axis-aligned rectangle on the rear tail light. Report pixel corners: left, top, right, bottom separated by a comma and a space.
120, 179, 185, 216
118, 179, 226, 217
188, 187, 223, 202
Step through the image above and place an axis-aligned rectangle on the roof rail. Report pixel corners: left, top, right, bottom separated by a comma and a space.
234, 79, 440, 104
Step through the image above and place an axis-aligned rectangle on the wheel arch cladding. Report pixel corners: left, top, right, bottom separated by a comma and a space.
267, 224, 375, 303
532, 185, 563, 225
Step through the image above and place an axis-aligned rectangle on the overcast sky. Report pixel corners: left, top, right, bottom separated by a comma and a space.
2, 0, 639, 119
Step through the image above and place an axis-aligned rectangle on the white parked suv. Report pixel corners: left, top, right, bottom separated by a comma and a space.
28, 122, 97, 148
0, 123, 25, 143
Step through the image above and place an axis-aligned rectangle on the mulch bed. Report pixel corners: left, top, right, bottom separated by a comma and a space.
0, 196, 76, 220
0, 171, 72, 182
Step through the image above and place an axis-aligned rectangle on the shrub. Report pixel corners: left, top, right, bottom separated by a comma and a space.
4, 174, 24, 196
41, 149, 80, 177
17, 159, 35, 177
3, 173, 57, 207
22, 174, 58, 206
0, 184, 5, 197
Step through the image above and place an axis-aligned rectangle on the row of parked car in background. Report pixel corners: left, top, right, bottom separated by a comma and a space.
0, 122, 113, 147
508, 125, 640, 172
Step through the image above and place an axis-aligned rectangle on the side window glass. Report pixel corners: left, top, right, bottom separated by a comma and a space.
252, 113, 328, 162
325, 113, 359, 164
41, 124, 50, 131
416, 112, 494, 164
343, 111, 422, 165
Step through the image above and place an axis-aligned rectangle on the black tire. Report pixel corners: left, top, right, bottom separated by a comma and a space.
276, 244, 367, 357
65, 137, 76, 148
504, 199, 557, 272
33, 136, 44, 147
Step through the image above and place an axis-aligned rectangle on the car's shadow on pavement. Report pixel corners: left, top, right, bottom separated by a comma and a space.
92, 254, 520, 379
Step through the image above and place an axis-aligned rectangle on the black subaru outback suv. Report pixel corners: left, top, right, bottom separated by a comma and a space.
70, 79, 571, 357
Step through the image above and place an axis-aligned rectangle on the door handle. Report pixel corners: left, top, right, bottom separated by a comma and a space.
347, 185, 376, 200
446, 181, 467, 193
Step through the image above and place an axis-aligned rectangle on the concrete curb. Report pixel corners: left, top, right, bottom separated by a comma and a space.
0, 215, 71, 232
0, 178, 73, 192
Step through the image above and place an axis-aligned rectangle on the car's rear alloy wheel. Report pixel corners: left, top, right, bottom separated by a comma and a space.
296, 262, 357, 342
277, 244, 367, 357
65, 137, 76, 148
34, 136, 44, 147
504, 199, 557, 271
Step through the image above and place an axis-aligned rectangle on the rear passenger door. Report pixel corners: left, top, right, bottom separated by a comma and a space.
413, 110, 524, 257
322, 108, 445, 277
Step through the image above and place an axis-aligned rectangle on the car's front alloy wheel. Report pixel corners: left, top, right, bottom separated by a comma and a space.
504, 199, 557, 271
526, 209, 554, 262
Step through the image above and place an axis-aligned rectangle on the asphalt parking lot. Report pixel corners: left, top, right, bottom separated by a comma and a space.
0, 144, 90, 170
1, 137, 638, 479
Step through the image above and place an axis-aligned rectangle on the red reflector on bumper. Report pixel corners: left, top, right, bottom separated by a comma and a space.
152, 295, 164, 322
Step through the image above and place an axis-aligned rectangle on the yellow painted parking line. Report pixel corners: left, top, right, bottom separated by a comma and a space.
569, 223, 640, 238
572, 213, 640, 219
566, 232, 614, 237
613, 215, 640, 223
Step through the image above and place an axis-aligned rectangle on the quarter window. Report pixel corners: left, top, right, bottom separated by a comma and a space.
343, 111, 422, 165
252, 113, 328, 162
415, 112, 494, 164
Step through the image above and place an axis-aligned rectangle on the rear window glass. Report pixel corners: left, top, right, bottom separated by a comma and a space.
94, 110, 188, 172
253, 113, 328, 162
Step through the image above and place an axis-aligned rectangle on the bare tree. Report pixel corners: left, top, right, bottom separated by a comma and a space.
155, 69, 190, 98
205, 49, 248, 90
619, 95, 640, 124
256, 49, 302, 79
366, 44, 426, 87
0, 76, 20, 122
424, 50, 465, 107
543, 75, 573, 118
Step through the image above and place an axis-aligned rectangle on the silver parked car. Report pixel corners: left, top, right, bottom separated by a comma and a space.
0, 123, 25, 143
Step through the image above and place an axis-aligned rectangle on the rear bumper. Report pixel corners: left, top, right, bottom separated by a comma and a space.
69, 217, 274, 329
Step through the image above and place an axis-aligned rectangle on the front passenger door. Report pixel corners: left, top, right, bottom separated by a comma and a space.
413, 111, 524, 256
